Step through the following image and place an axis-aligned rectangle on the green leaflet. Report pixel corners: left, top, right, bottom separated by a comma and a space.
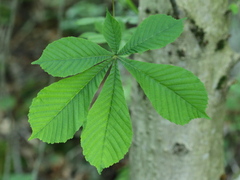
103, 10, 122, 53
32, 37, 112, 77
118, 14, 184, 55
28, 60, 111, 143
81, 60, 132, 173
119, 58, 209, 125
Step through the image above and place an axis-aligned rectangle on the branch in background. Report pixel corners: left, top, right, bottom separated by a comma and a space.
169, 0, 179, 19
112, 0, 115, 17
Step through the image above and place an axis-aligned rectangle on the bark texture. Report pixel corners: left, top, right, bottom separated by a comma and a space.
130, 0, 240, 180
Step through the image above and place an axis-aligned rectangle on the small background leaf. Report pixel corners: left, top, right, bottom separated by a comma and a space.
120, 58, 209, 125
81, 60, 132, 173
119, 14, 184, 55
33, 37, 112, 77
29, 60, 111, 143
229, 3, 239, 14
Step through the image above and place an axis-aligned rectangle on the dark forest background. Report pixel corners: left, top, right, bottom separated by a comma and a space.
0, 0, 240, 180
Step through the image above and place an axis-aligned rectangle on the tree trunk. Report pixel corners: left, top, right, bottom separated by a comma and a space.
130, 0, 240, 180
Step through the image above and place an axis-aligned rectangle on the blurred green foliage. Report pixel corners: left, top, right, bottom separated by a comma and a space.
66, 1, 106, 18
0, 95, 16, 111
229, 3, 239, 14
0, 4, 11, 25
227, 79, 240, 112
226, 78, 240, 134
229, 0, 240, 15
61, 0, 138, 36
9, 174, 32, 180
0, 141, 7, 176
226, 76, 240, 132
125, 0, 138, 13
225, 75, 240, 177
115, 166, 129, 180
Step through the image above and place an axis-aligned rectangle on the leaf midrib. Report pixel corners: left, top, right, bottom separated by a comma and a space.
36, 55, 112, 63
100, 61, 117, 169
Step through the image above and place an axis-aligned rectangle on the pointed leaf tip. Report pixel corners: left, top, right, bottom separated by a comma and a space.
103, 10, 122, 53
31, 60, 38, 65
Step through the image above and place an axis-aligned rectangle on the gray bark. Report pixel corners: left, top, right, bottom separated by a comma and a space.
129, 0, 240, 180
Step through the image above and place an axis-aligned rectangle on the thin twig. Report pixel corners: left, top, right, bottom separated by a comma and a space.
112, 0, 115, 17
169, 0, 180, 19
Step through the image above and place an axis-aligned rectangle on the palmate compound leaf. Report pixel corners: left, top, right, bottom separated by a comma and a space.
28, 60, 111, 143
103, 10, 122, 53
118, 14, 184, 55
119, 58, 209, 125
29, 10, 209, 174
81, 60, 132, 174
32, 37, 113, 77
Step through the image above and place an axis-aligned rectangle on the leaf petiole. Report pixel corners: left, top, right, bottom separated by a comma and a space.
112, 0, 115, 17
